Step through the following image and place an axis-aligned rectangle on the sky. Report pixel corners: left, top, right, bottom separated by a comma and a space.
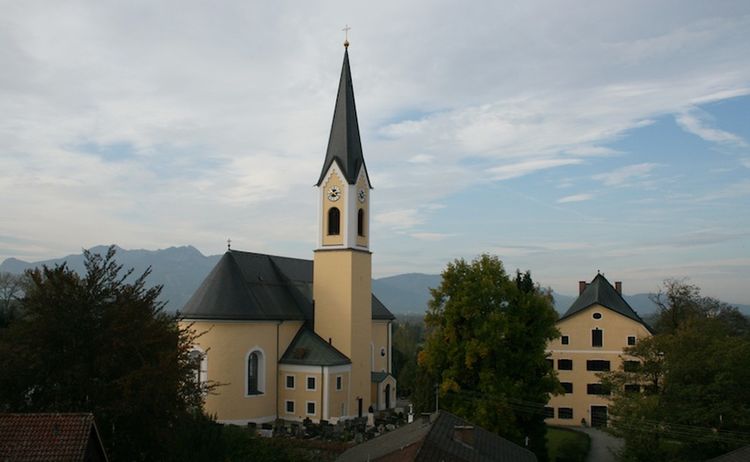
1, 1, 749, 302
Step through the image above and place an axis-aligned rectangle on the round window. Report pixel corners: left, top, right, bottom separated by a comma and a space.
380, 348, 386, 357
593, 312, 602, 319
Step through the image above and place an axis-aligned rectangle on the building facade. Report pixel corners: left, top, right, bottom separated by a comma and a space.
545, 274, 652, 427
179, 44, 397, 425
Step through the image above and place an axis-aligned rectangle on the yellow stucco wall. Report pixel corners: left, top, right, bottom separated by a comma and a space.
355, 173, 369, 248
181, 319, 303, 423
322, 171, 345, 246
328, 369, 350, 419
313, 249, 372, 416
278, 369, 324, 421
546, 304, 651, 427
371, 321, 390, 373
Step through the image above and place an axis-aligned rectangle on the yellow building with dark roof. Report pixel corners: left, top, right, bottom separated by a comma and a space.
180, 44, 396, 424
545, 274, 653, 427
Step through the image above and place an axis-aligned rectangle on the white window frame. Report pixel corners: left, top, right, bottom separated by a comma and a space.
627, 335, 637, 346
336, 375, 343, 391
306, 375, 317, 391
285, 400, 295, 414
189, 346, 208, 386
245, 346, 266, 397
306, 400, 316, 416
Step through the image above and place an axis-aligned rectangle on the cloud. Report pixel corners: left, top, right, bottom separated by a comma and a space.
489, 159, 583, 181
592, 163, 660, 187
675, 107, 747, 146
410, 232, 453, 241
557, 194, 593, 204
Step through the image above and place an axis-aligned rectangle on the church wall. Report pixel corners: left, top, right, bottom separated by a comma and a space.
371, 320, 390, 373
545, 305, 651, 427
313, 249, 372, 415
327, 368, 350, 420
321, 169, 345, 247
184, 319, 304, 424
278, 365, 323, 422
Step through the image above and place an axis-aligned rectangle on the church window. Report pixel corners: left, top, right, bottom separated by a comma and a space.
188, 348, 207, 386
246, 349, 265, 396
561, 382, 573, 393
586, 360, 611, 371
357, 208, 365, 236
592, 328, 603, 347
558, 359, 573, 370
306, 401, 316, 415
306, 376, 316, 391
380, 347, 386, 357
558, 408, 573, 419
561, 335, 569, 345
285, 375, 295, 390
328, 208, 340, 235
336, 376, 343, 390
587, 383, 610, 395
285, 400, 295, 414
627, 336, 636, 346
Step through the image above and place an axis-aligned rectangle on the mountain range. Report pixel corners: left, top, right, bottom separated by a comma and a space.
3, 245, 748, 316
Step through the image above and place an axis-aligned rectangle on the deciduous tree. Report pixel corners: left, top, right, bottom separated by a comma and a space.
417, 255, 559, 461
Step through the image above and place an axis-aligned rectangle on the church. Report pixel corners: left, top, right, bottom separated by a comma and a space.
180, 42, 397, 425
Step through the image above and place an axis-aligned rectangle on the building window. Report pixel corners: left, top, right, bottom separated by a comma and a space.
592, 328, 603, 347
285, 375, 295, 390
558, 359, 573, 370
336, 376, 343, 390
285, 400, 295, 414
544, 407, 554, 418
624, 360, 640, 372
561, 382, 573, 393
327, 207, 340, 235
624, 384, 641, 393
627, 336, 636, 346
586, 360, 611, 372
587, 383, 610, 395
561, 335, 569, 345
306, 401, 316, 416
188, 348, 207, 386
246, 349, 264, 395
546, 358, 554, 369
558, 408, 573, 419
593, 312, 602, 319
307, 376, 316, 391
357, 208, 365, 236
380, 347, 386, 357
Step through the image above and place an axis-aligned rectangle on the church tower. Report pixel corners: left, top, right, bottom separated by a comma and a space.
313, 42, 373, 417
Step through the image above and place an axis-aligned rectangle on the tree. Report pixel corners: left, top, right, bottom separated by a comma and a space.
416, 254, 559, 461
0, 247, 217, 461
391, 319, 425, 398
0, 272, 25, 327
601, 280, 750, 461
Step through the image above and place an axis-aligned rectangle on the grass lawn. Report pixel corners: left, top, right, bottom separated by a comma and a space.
547, 426, 591, 462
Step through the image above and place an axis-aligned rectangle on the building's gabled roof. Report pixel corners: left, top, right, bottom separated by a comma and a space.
560, 273, 651, 331
181, 250, 395, 322
0, 413, 108, 462
279, 328, 351, 366
316, 48, 371, 187
371, 371, 392, 383
336, 410, 537, 462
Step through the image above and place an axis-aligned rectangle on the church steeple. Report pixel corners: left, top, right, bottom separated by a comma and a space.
316, 48, 371, 187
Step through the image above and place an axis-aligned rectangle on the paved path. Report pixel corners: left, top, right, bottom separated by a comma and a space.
579, 427, 623, 462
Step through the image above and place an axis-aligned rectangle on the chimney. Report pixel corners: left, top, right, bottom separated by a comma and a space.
453, 425, 475, 447
615, 281, 622, 294
579, 281, 587, 295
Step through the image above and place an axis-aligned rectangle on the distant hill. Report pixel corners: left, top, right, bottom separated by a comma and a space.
3, 247, 748, 316
0, 245, 221, 312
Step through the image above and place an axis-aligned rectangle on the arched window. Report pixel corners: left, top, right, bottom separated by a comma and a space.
357, 208, 365, 236
189, 348, 207, 387
328, 207, 340, 235
246, 349, 264, 395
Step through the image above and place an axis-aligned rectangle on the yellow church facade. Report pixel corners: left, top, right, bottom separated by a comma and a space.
545, 274, 652, 427
180, 45, 396, 425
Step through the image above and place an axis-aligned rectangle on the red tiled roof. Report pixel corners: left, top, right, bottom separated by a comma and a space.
0, 413, 105, 462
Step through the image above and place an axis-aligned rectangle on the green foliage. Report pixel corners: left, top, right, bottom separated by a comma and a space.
601, 280, 750, 461
0, 247, 217, 461
416, 254, 559, 461
0, 272, 25, 327
546, 427, 590, 462
391, 319, 424, 397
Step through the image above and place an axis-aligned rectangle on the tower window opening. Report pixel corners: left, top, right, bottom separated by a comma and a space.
357, 208, 365, 236
328, 207, 340, 235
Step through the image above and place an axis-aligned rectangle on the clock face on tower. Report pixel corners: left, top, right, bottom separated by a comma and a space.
327, 186, 341, 202
357, 188, 366, 203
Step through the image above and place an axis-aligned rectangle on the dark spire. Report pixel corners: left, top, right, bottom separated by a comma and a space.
316, 48, 371, 187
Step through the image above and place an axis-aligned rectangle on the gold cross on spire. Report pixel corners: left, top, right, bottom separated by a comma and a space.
342, 24, 351, 48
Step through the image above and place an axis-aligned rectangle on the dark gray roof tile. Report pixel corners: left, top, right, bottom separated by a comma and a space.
279, 328, 351, 366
